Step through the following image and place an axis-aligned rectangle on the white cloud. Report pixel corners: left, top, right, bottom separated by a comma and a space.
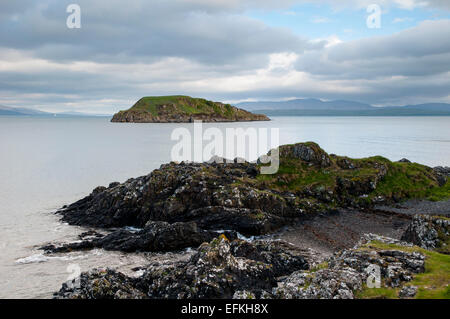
393, 17, 414, 23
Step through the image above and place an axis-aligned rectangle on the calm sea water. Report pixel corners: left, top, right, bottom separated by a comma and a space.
1, 116, 449, 298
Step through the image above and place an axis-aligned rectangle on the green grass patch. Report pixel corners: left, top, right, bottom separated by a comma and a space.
310, 261, 329, 272
372, 162, 439, 199
119, 95, 250, 119
356, 285, 399, 299
357, 241, 450, 299
256, 150, 450, 204
425, 180, 450, 202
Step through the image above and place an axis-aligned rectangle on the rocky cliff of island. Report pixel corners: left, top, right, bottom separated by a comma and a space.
111, 96, 270, 123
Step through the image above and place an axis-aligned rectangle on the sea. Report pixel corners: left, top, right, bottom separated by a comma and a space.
1, 115, 449, 298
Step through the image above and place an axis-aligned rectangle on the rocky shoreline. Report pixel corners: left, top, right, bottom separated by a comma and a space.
53, 225, 449, 299
42, 142, 450, 299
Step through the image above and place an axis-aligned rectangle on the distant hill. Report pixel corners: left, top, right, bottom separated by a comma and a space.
0, 105, 51, 116
238, 98, 373, 111
56, 111, 111, 117
0, 105, 110, 117
237, 99, 450, 116
111, 96, 269, 123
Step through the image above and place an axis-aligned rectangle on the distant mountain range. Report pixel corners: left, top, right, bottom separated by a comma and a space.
3, 99, 450, 118
237, 99, 450, 116
0, 105, 110, 117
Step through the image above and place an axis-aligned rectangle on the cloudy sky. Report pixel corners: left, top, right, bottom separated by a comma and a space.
1, 0, 450, 114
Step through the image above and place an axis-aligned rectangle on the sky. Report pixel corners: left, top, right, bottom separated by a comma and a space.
0, 0, 450, 114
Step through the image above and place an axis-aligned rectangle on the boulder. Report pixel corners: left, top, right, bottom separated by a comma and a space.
433, 166, 450, 186
279, 142, 331, 167
401, 214, 449, 251
398, 285, 417, 298
42, 221, 234, 253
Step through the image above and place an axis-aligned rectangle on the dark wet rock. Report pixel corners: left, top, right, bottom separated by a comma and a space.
245, 165, 259, 178
54, 269, 146, 299
42, 221, 235, 253
178, 206, 287, 235
78, 230, 104, 240
401, 214, 449, 251
398, 158, 411, 163
57, 161, 296, 236
54, 236, 309, 299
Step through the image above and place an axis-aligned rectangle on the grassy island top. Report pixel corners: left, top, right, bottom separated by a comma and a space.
126, 95, 243, 117
111, 95, 269, 122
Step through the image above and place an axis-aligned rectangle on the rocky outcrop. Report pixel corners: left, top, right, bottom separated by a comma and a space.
57, 161, 296, 236
270, 234, 425, 299
51, 141, 449, 257
54, 234, 431, 299
111, 96, 269, 123
55, 269, 147, 299
433, 166, 450, 186
399, 285, 417, 298
279, 142, 331, 167
401, 214, 449, 252
55, 142, 393, 232
41, 221, 235, 253
54, 236, 309, 299
111, 111, 269, 123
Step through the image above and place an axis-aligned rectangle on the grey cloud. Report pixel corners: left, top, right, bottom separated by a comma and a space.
296, 20, 450, 79
0, 0, 305, 66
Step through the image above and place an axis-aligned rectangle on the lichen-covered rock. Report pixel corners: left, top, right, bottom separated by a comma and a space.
270, 234, 426, 299
433, 166, 449, 186
54, 236, 309, 299
230, 240, 309, 277
54, 233, 434, 300
54, 269, 146, 299
142, 237, 309, 299
279, 142, 331, 167
272, 267, 362, 299
401, 214, 450, 251
232, 290, 256, 299
336, 157, 357, 170
398, 285, 417, 298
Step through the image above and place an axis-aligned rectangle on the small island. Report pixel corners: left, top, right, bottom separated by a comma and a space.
111, 95, 270, 123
